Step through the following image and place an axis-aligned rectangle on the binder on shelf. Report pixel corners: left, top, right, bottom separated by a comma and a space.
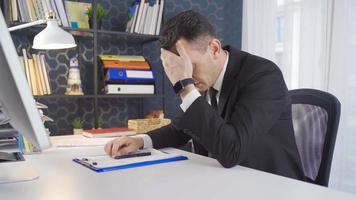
73, 149, 188, 173
99, 55, 146, 62
102, 60, 150, 70
105, 84, 154, 94
105, 79, 155, 85
106, 69, 154, 81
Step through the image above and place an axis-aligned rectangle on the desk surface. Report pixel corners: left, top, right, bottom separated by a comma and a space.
0, 142, 355, 200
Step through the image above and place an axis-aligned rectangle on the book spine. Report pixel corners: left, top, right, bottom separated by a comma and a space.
36, 0, 46, 19
35, 54, 47, 95
21, 49, 32, 92
32, 0, 41, 20
20, 0, 31, 22
11, 0, 18, 21
50, 0, 63, 26
138, 2, 148, 34
32, 55, 43, 95
149, 1, 159, 35
126, 2, 138, 32
55, 0, 69, 27
155, 0, 164, 35
41, 0, 49, 17
134, 0, 146, 33
22, 135, 32, 154
40, 54, 51, 94
28, 58, 38, 95
141, 4, 153, 34
130, 3, 140, 33
25, 0, 34, 21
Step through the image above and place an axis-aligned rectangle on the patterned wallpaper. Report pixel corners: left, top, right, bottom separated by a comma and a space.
8, 0, 242, 135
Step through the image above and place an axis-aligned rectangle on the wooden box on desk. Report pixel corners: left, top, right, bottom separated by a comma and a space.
128, 118, 171, 134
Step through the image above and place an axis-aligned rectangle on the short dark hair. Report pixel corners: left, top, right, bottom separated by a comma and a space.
159, 10, 217, 52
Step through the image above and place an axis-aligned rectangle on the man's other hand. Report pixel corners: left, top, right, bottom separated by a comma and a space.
160, 40, 193, 85
104, 136, 144, 158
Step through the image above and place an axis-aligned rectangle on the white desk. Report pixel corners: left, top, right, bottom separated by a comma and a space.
0, 143, 355, 200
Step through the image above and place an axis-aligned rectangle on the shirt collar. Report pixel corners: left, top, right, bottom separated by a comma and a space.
213, 50, 229, 96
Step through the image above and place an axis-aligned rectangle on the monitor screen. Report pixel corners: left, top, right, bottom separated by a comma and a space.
0, 10, 50, 151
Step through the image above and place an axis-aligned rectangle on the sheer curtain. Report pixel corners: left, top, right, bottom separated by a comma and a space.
327, 0, 356, 192
242, 0, 356, 193
242, 0, 277, 62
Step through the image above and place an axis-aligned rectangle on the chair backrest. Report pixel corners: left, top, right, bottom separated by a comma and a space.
289, 89, 341, 186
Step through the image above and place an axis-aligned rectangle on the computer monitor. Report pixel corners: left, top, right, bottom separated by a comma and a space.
0, 9, 52, 184
0, 11, 51, 151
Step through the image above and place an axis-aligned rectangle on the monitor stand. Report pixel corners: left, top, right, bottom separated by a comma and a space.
0, 152, 39, 184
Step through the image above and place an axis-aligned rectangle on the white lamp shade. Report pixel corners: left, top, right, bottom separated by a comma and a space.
32, 19, 77, 50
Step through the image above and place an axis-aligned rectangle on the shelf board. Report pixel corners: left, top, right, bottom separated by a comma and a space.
33, 94, 163, 99
8, 22, 160, 42
97, 29, 160, 43
9, 22, 94, 37
97, 94, 163, 98
34, 95, 96, 99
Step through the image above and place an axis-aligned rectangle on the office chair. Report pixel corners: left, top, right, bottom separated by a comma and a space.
289, 89, 341, 186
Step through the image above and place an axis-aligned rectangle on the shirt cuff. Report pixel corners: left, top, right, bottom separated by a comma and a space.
180, 89, 201, 112
133, 134, 153, 149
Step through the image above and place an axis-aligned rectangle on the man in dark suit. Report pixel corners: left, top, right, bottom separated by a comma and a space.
105, 10, 305, 180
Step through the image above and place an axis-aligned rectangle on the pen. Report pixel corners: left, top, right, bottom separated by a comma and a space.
114, 152, 151, 159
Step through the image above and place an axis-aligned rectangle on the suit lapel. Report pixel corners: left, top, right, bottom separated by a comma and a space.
218, 46, 243, 116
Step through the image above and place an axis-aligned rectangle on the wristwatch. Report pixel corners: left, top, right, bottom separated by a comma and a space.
173, 78, 195, 94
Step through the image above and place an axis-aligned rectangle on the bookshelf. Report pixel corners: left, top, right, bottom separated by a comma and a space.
1, 0, 243, 135
2, 0, 166, 134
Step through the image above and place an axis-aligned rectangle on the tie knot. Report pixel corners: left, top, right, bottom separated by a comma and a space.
209, 87, 218, 98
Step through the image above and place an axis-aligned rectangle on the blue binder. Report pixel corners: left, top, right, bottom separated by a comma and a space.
105, 69, 154, 84
73, 152, 188, 173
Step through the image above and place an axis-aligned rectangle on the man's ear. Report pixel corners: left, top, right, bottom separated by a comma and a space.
208, 39, 222, 58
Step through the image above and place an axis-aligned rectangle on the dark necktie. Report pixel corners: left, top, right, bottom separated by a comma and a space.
193, 88, 219, 157
209, 87, 218, 111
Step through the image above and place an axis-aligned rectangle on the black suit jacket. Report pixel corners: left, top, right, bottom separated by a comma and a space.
147, 46, 305, 180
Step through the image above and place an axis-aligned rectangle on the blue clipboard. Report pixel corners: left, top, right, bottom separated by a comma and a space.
73, 154, 188, 173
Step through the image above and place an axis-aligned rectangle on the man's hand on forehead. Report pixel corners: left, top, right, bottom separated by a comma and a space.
160, 40, 193, 85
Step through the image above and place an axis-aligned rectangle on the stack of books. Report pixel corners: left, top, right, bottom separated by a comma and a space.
7, 0, 91, 29
125, 0, 165, 35
99, 54, 155, 94
19, 49, 51, 96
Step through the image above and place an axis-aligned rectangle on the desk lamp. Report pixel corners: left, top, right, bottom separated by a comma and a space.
8, 11, 77, 50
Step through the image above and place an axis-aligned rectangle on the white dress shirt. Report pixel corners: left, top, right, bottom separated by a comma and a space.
139, 51, 230, 148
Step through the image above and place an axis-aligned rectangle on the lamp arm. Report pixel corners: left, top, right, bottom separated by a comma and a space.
8, 19, 47, 32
